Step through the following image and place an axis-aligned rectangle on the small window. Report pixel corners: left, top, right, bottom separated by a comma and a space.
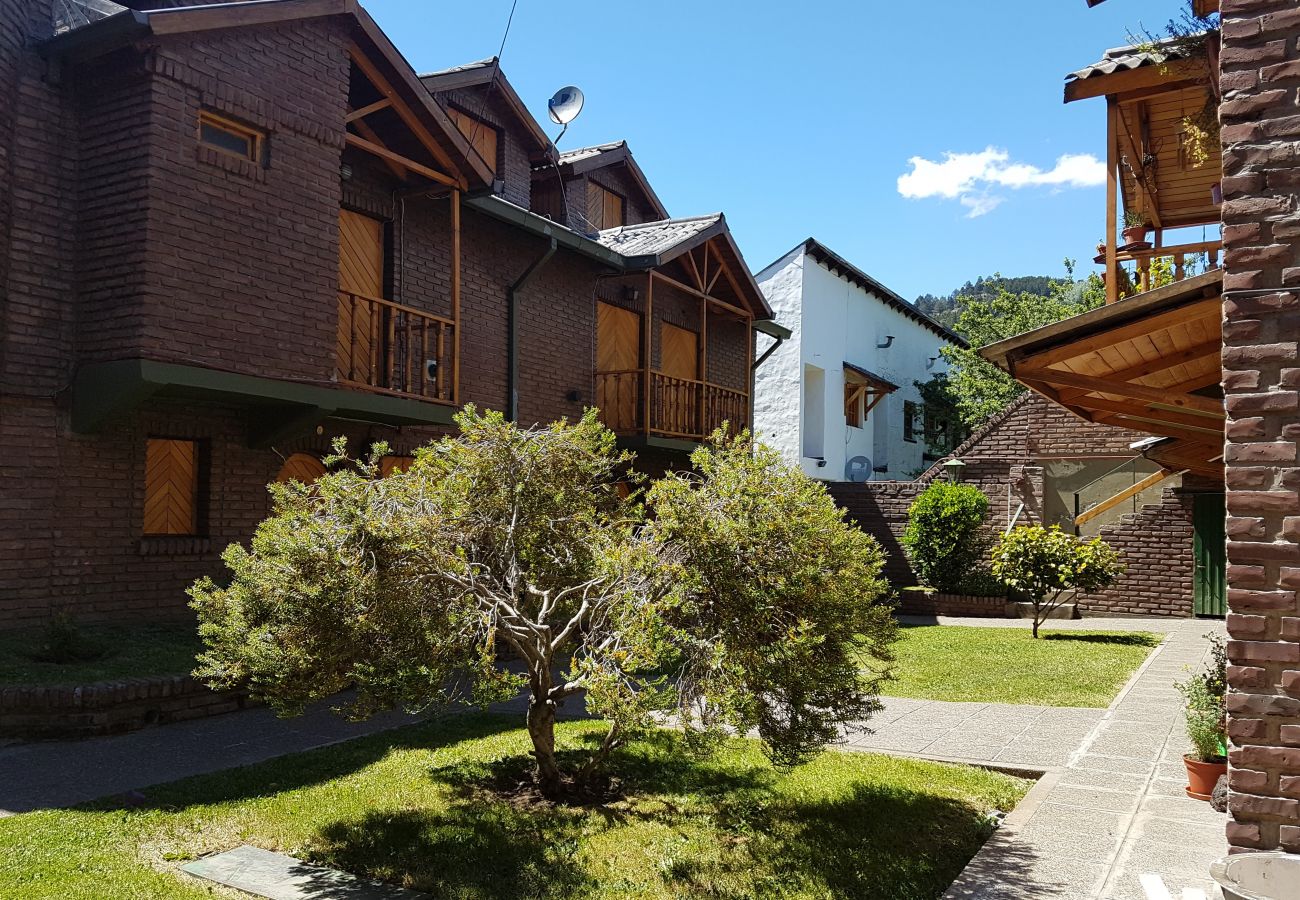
446, 106, 498, 175
144, 439, 201, 536
903, 400, 922, 443
198, 110, 264, 164
587, 182, 625, 230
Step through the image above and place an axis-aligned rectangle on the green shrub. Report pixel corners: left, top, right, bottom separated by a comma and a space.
1176, 633, 1227, 762
901, 482, 990, 592
991, 525, 1123, 637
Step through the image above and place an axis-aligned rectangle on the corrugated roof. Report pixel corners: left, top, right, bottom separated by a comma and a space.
594, 214, 722, 259
1067, 35, 1200, 82
555, 141, 625, 166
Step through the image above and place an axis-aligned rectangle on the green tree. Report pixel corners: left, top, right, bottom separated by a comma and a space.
914, 373, 968, 459
901, 482, 990, 593
990, 525, 1124, 638
942, 264, 1104, 428
190, 410, 896, 799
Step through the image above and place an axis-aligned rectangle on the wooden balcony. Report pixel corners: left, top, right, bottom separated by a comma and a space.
595, 369, 749, 442
1104, 239, 1221, 300
336, 290, 456, 404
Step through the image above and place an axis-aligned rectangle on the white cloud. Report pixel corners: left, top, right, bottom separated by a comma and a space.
897, 147, 1106, 217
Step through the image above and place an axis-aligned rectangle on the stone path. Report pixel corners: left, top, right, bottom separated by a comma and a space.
943, 618, 1229, 900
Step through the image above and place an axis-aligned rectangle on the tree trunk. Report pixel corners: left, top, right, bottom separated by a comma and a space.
527, 675, 564, 799
1032, 602, 1042, 639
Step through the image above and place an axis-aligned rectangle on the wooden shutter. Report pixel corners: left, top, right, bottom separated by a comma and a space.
380, 455, 415, 477
587, 183, 625, 230
337, 209, 385, 384
660, 323, 699, 381
447, 107, 498, 175
596, 302, 642, 432
275, 453, 326, 485
144, 439, 198, 535
845, 383, 864, 428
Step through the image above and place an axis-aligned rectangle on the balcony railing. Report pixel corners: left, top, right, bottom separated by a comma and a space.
1116, 239, 1221, 296
595, 369, 749, 442
336, 290, 455, 403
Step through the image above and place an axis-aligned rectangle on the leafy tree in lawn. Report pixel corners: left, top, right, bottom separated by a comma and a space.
190, 409, 896, 799
942, 264, 1104, 428
990, 525, 1124, 638
901, 482, 990, 593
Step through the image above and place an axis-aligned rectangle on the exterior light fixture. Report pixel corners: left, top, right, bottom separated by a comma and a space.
941, 458, 967, 482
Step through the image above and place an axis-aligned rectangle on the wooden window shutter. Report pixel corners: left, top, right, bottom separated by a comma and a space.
845, 383, 864, 428
144, 439, 199, 536
275, 453, 326, 485
659, 323, 699, 382
587, 183, 625, 230
447, 107, 498, 175
379, 455, 415, 477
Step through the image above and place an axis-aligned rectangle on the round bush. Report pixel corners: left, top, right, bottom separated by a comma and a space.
901, 482, 989, 592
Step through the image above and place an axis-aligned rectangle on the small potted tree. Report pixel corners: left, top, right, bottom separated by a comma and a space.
1176, 634, 1227, 801
990, 525, 1123, 638
1121, 210, 1150, 248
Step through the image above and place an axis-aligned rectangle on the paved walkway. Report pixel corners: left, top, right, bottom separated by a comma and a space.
943, 617, 1228, 900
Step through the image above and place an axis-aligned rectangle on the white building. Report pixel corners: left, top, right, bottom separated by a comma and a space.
753, 239, 965, 481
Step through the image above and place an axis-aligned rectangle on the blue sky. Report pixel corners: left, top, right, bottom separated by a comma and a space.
370, 0, 1183, 301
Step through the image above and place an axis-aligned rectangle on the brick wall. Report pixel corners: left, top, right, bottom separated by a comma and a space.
429, 85, 533, 209
1219, 0, 1300, 855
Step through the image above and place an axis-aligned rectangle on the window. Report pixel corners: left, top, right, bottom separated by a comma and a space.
446, 106, 498, 175
144, 439, 202, 536
903, 400, 922, 443
587, 182, 625, 230
198, 110, 265, 164
844, 383, 864, 428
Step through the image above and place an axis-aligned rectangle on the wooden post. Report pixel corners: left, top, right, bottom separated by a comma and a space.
451, 189, 461, 403
1105, 98, 1119, 304
644, 272, 653, 437
744, 313, 753, 436
698, 293, 707, 437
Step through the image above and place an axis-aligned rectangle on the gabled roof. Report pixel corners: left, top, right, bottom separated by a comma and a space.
419, 56, 554, 159
537, 140, 669, 221
39, 0, 495, 189
1067, 35, 1201, 83
765, 238, 966, 347
842, 362, 898, 392
1063, 34, 1212, 103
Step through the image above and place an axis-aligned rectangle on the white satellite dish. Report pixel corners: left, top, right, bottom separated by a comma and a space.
846, 456, 873, 483
548, 86, 585, 126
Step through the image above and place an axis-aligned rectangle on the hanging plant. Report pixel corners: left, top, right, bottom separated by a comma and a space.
1181, 95, 1219, 169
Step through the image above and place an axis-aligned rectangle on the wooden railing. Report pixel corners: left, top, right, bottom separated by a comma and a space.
1110, 239, 1222, 299
596, 370, 749, 441
336, 290, 455, 403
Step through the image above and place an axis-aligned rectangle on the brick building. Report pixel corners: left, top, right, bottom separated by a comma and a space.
0, 0, 780, 630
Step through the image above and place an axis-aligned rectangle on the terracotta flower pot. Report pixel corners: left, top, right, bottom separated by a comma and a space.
1122, 225, 1148, 246
1185, 754, 1227, 801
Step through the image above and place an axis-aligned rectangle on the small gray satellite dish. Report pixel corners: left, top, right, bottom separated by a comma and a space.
548, 86, 585, 126
846, 456, 873, 483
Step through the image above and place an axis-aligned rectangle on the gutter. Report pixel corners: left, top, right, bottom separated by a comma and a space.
752, 320, 792, 370
463, 194, 625, 270
506, 237, 557, 422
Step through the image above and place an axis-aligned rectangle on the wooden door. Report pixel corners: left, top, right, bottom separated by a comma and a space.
1193, 492, 1226, 617
659, 323, 699, 435
338, 209, 385, 385
660, 323, 698, 381
596, 301, 642, 432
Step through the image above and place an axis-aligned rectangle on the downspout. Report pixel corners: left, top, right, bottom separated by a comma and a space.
507, 237, 558, 422
752, 332, 785, 370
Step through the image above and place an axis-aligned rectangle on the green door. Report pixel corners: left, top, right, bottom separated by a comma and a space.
1193, 493, 1226, 617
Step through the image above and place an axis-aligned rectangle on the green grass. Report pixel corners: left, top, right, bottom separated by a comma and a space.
0, 622, 201, 686
883, 625, 1161, 707
0, 714, 1028, 900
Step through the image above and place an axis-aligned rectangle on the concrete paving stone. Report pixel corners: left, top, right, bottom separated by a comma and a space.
848, 734, 948, 753
924, 741, 1014, 760
1113, 836, 1225, 880
1039, 785, 1143, 815
1025, 802, 1130, 835
1137, 796, 1227, 827
1133, 816, 1226, 849
1083, 733, 1167, 761
1056, 769, 1150, 794
182, 845, 426, 899
1013, 823, 1125, 862
1070, 753, 1165, 775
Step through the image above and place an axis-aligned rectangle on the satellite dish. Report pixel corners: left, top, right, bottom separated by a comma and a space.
846, 456, 873, 483
548, 86, 585, 126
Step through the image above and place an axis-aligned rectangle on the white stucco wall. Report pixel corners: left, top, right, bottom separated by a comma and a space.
753, 245, 957, 482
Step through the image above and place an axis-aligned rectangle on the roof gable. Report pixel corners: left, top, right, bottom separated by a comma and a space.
419, 57, 554, 159
536, 141, 669, 221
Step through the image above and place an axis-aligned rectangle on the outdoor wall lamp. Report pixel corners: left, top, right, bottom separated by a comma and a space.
942, 458, 967, 482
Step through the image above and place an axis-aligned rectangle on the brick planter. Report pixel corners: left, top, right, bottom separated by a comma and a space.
896, 590, 1011, 618
0, 675, 253, 740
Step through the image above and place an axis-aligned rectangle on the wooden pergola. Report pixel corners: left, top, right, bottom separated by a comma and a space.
980, 269, 1224, 481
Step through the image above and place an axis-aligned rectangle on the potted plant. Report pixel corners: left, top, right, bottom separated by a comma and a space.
1175, 633, 1227, 801
1121, 210, 1149, 247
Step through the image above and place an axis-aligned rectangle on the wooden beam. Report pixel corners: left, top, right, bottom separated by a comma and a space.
1106, 97, 1119, 304
705, 241, 726, 294
1012, 297, 1222, 372
1117, 103, 1162, 229
345, 98, 393, 123
344, 132, 458, 187
650, 271, 751, 321
1092, 413, 1223, 443
451, 189, 461, 404
1055, 340, 1221, 401
1060, 393, 1227, 433
1074, 468, 1178, 526
1065, 57, 1207, 103
644, 272, 653, 438
349, 119, 406, 180
348, 43, 465, 189
1018, 368, 1224, 417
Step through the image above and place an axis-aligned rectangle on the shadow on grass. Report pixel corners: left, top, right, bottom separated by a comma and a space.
309, 733, 1040, 900
1042, 632, 1160, 647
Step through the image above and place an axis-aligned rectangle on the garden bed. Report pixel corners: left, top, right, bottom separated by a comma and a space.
0, 713, 1030, 899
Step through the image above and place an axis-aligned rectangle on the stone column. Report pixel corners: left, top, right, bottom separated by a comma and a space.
1220, 0, 1300, 853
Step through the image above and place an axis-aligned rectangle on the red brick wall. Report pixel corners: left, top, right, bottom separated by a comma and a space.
429, 85, 533, 209
1219, 0, 1300, 855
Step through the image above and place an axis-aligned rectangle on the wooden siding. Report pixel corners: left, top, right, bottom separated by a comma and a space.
144, 439, 198, 535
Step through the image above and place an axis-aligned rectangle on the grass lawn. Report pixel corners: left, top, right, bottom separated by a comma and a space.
0, 622, 201, 686
884, 625, 1162, 707
0, 713, 1028, 900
